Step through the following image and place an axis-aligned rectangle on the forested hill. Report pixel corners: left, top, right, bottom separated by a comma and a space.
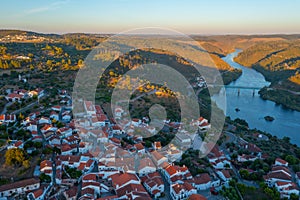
0, 30, 60, 38
234, 40, 300, 83
234, 39, 300, 111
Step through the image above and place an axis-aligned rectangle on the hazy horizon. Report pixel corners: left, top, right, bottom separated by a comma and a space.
2, 28, 300, 36
1, 0, 300, 35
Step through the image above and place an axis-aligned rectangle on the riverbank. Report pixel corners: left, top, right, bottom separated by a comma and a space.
259, 87, 300, 112
212, 50, 300, 146
226, 116, 300, 168
249, 64, 300, 112
233, 40, 300, 112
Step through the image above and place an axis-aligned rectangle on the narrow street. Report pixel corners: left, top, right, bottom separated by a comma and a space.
1, 101, 13, 114
158, 170, 172, 200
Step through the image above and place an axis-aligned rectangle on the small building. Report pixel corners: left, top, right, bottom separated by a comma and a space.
275, 158, 288, 167
0, 178, 40, 198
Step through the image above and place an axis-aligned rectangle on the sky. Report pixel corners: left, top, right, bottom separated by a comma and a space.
0, 0, 300, 35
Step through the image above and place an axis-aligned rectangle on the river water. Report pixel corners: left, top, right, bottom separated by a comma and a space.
212, 50, 300, 146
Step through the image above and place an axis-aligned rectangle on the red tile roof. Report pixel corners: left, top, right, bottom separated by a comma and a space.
116, 183, 147, 197
276, 158, 288, 165
151, 151, 164, 161
194, 173, 211, 184
32, 189, 43, 198
7, 93, 23, 99
264, 171, 292, 181
110, 173, 139, 188
84, 101, 95, 112
40, 160, 52, 170
165, 165, 177, 176
0, 178, 39, 192
83, 174, 97, 182
134, 143, 144, 151
189, 194, 207, 200
65, 186, 77, 198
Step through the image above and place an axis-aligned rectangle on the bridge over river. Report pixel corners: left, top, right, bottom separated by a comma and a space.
208, 84, 262, 90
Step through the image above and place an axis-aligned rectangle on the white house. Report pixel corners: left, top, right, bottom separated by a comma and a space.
275, 158, 288, 167
193, 173, 212, 190
40, 160, 52, 174
84, 101, 96, 116
141, 172, 164, 199
27, 189, 44, 200
0, 178, 40, 198
0, 114, 16, 124
111, 125, 122, 134
138, 158, 156, 176
26, 124, 37, 132
5, 93, 23, 102
162, 164, 191, 184
50, 111, 59, 121
264, 166, 293, 188
114, 106, 124, 119
170, 182, 197, 200
134, 143, 145, 154
48, 135, 61, 146
51, 105, 61, 112
153, 141, 162, 150
216, 170, 232, 182
57, 127, 73, 138
151, 151, 168, 168
38, 117, 51, 125
131, 118, 142, 127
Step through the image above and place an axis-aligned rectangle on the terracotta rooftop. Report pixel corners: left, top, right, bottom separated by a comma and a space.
0, 178, 39, 192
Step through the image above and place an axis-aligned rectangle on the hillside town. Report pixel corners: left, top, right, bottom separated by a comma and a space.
0, 86, 299, 200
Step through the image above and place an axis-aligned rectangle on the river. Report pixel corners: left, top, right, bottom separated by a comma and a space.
212, 49, 300, 146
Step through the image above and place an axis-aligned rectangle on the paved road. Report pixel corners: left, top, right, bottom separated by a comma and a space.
223, 131, 237, 144
1, 101, 13, 114
220, 132, 259, 188
159, 170, 172, 200
11, 101, 38, 114
198, 189, 224, 200
192, 134, 202, 150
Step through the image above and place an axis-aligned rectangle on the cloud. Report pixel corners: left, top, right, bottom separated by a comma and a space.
25, 0, 69, 15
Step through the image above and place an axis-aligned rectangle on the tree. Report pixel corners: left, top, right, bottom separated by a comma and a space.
18, 113, 24, 120
5, 148, 27, 167
77, 59, 84, 66
46, 60, 52, 67
283, 136, 290, 143
290, 193, 299, 200
239, 169, 249, 179
39, 173, 51, 183
22, 160, 30, 169
33, 142, 42, 149
29, 64, 34, 70
285, 155, 299, 165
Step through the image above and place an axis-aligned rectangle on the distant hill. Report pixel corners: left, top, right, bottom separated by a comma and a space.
234, 39, 300, 111
234, 40, 300, 82
0, 29, 61, 39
